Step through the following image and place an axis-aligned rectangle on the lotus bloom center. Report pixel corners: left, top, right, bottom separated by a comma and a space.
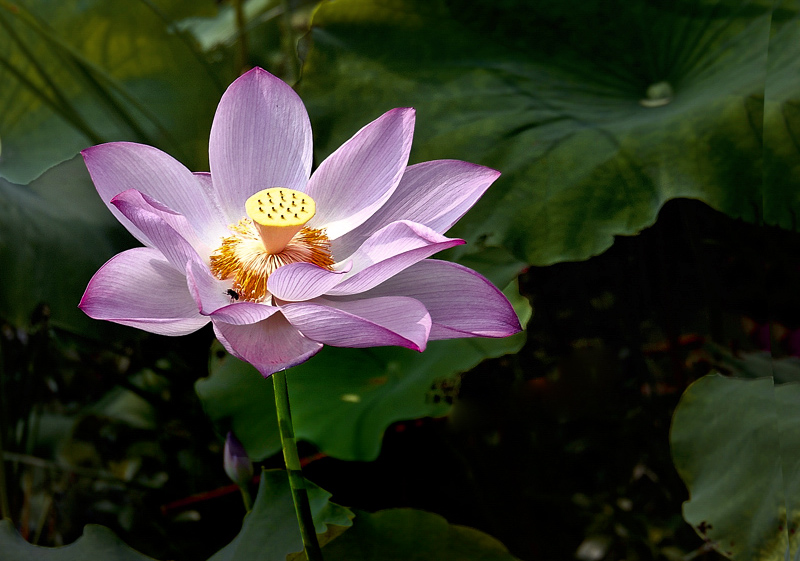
209, 188, 334, 302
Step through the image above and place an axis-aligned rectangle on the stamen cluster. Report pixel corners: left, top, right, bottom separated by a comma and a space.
209, 218, 334, 302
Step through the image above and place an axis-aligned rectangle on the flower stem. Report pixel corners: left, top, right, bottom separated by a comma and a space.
272, 369, 323, 561
239, 485, 253, 513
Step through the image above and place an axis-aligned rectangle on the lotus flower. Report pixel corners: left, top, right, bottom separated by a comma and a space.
79, 68, 521, 376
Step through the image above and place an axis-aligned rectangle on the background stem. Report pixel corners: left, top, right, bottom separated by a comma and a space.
239, 485, 252, 513
272, 369, 323, 561
234, 0, 250, 73
280, 0, 299, 83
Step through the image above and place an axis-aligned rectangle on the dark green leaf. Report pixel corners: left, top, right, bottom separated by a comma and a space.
763, 9, 800, 230
299, 0, 783, 265
0, 156, 135, 335
670, 374, 800, 559
0, 520, 157, 561
321, 508, 521, 561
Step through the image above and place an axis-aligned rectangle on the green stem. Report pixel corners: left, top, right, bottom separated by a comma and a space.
272, 370, 323, 561
234, 0, 250, 74
279, 0, 299, 83
239, 485, 253, 514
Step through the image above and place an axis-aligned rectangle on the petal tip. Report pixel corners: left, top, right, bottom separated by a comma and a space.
393, 106, 416, 123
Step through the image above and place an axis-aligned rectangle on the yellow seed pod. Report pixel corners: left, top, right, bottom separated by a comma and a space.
245, 188, 316, 254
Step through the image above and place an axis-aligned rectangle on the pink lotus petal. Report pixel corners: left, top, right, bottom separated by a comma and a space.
111, 190, 203, 273
209, 68, 312, 222
332, 160, 500, 258
268, 221, 461, 301
305, 108, 415, 239
267, 261, 352, 302
209, 303, 281, 326
117, 188, 207, 254
327, 220, 464, 296
82, 142, 228, 246
349, 259, 522, 339
213, 313, 323, 377
280, 296, 431, 351
79, 248, 209, 336
185, 260, 279, 325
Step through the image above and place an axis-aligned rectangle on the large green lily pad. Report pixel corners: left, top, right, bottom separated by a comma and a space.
196, 275, 529, 462
298, 0, 789, 265
670, 374, 800, 559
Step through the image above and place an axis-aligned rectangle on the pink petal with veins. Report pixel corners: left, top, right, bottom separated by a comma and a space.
305, 108, 415, 240
281, 296, 431, 351
79, 248, 209, 336
209, 68, 313, 222
213, 313, 322, 377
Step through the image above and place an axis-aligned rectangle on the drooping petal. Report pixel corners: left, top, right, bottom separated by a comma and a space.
185, 260, 280, 325
267, 261, 352, 302
213, 313, 322, 377
111, 190, 203, 273
327, 220, 464, 296
305, 108, 415, 240
79, 248, 209, 336
114, 188, 211, 259
347, 259, 522, 339
81, 142, 228, 246
332, 160, 500, 258
209, 67, 313, 222
280, 296, 431, 351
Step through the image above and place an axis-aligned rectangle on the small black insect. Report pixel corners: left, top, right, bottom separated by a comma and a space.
225, 289, 240, 301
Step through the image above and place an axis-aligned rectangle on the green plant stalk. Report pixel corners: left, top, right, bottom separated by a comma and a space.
272, 369, 323, 561
280, 0, 300, 83
239, 485, 253, 513
234, 0, 250, 74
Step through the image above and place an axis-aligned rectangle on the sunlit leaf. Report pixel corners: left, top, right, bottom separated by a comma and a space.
0, 0, 224, 184
196, 271, 529, 461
